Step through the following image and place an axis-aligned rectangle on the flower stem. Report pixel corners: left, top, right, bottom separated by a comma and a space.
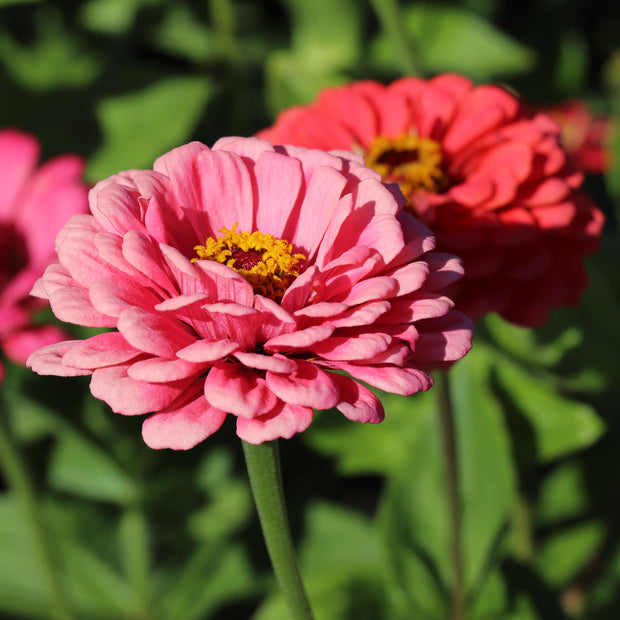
369, 0, 422, 76
0, 400, 74, 620
436, 371, 465, 620
242, 440, 314, 620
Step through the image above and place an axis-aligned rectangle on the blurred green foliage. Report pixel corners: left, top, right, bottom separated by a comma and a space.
1, 0, 620, 618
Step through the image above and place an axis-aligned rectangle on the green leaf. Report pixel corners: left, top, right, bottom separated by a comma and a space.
0, 496, 55, 619
264, 50, 348, 117
48, 433, 137, 504
535, 462, 590, 526
379, 346, 517, 618
283, 0, 361, 71
253, 503, 390, 620
87, 76, 213, 181
158, 542, 262, 620
264, 0, 362, 116
304, 389, 435, 476
370, 4, 535, 80
536, 520, 604, 586
450, 347, 517, 592
0, 7, 100, 90
494, 355, 604, 462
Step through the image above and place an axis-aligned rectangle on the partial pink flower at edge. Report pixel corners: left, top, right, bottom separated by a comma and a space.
0, 128, 89, 379
536, 98, 614, 175
257, 75, 606, 328
27, 137, 474, 449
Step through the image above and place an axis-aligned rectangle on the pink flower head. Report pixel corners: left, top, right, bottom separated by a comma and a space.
257, 75, 605, 327
538, 98, 613, 174
0, 128, 88, 382
27, 137, 473, 448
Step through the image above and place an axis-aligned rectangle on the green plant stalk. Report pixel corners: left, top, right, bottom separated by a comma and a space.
242, 440, 314, 620
436, 371, 465, 620
0, 402, 74, 620
369, 0, 422, 76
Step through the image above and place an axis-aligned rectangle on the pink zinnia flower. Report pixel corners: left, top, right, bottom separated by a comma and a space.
257, 74, 605, 327
0, 129, 88, 383
538, 98, 613, 174
27, 137, 473, 448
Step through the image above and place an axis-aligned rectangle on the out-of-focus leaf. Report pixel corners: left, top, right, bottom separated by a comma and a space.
536, 521, 604, 586
554, 30, 588, 93
187, 480, 252, 542
494, 356, 604, 462
253, 503, 390, 620
304, 389, 435, 476
264, 50, 348, 117
3, 388, 64, 442
379, 400, 450, 620
370, 4, 535, 80
159, 542, 261, 620
0, 0, 42, 5
79, 0, 160, 34
0, 496, 55, 619
535, 462, 590, 526
264, 0, 361, 116
148, 5, 213, 63
380, 345, 516, 618
0, 8, 100, 89
48, 433, 137, 504
483, 314, 582, 369
283, 0, 361, 71
450, 346, 517, 592
87, 76, 212, 181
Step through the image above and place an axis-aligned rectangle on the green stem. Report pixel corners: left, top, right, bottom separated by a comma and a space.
242, 440, 314, 620
0, 400, 74, 620
369, 0, 422, 76
436, 371, 465, 620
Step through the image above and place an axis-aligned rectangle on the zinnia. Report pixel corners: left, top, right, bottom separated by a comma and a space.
0, 128, 88, 383
27, 137, 473, 448
538, 98, 613, 175
257, 74, 605, 327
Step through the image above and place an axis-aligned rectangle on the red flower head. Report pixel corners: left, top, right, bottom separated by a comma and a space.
258, 74, 605, 327
0, 129, 88, 382
27, 138, 473, 448
538, 98, 613, 175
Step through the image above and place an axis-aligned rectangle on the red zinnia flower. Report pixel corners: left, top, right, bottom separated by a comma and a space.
538, 98, 613, 175
0, 129, 88, 382
257, 74, 605, 327
27, 138, 473, 448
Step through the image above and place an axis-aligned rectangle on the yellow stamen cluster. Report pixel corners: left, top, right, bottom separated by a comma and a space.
365, 133, 446, 197
193, 224, 305, 302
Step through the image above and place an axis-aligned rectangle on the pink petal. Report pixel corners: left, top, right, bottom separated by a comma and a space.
327, 362, 432, 395
117, 307, 195, 356
90, 365, 193, 415
233, 351, 297, 373
236, 401, 314, 444
310, 333, 392, 361
62, 332, 140, 369
142, 394, 227, 450
176, 339, 240, 362
128, 357, 202, 382
0, 129, 39, 218
265, 360, 340, 409
204, 362, 278, 418
264, 325, 334, 351
2, 325, 70, 365
331, 373, 384, 423
27, 340, 92, 376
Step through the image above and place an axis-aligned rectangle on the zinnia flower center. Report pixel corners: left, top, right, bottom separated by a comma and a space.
193, 224, 306, 302
364, 134, 447, 196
